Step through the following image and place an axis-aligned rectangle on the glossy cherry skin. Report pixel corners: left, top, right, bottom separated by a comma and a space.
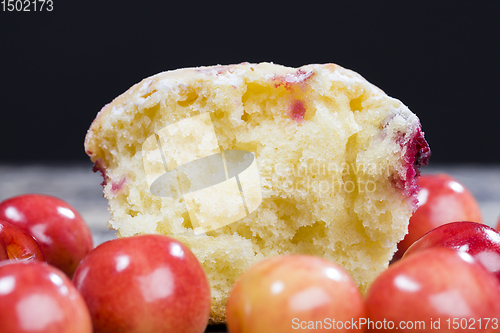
73, 234, 211, 333
366, 248, 500, 332
0, 194, 93, 277
0, 260, 92, 333
0, 219, 46, 262
226, 255, 365, 333
396, 174, 482, 259
404, 221, 500, 281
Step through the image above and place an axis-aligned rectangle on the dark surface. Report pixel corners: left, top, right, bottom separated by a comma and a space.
205, 324, 227, 333
1, 1, 500, 164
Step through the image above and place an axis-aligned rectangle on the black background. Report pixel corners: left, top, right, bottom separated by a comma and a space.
1, 1, 499, 164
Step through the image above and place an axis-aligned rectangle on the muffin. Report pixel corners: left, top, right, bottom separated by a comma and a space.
85, 62, 430, 323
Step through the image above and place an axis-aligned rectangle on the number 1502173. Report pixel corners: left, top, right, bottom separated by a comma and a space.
2, 0, 53, 11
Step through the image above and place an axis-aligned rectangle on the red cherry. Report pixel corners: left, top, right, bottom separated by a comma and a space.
0, 194, 93, 278
73, 234, 211, 333
226, 255, 365, 333
0, 219, 45, 262
404, 221, 500, 281
0, 260, 92, 333
396, 174, 482, 259
366, 248, 500, 332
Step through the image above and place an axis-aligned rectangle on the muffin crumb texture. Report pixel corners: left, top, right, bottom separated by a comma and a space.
85, 63, 429, 323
